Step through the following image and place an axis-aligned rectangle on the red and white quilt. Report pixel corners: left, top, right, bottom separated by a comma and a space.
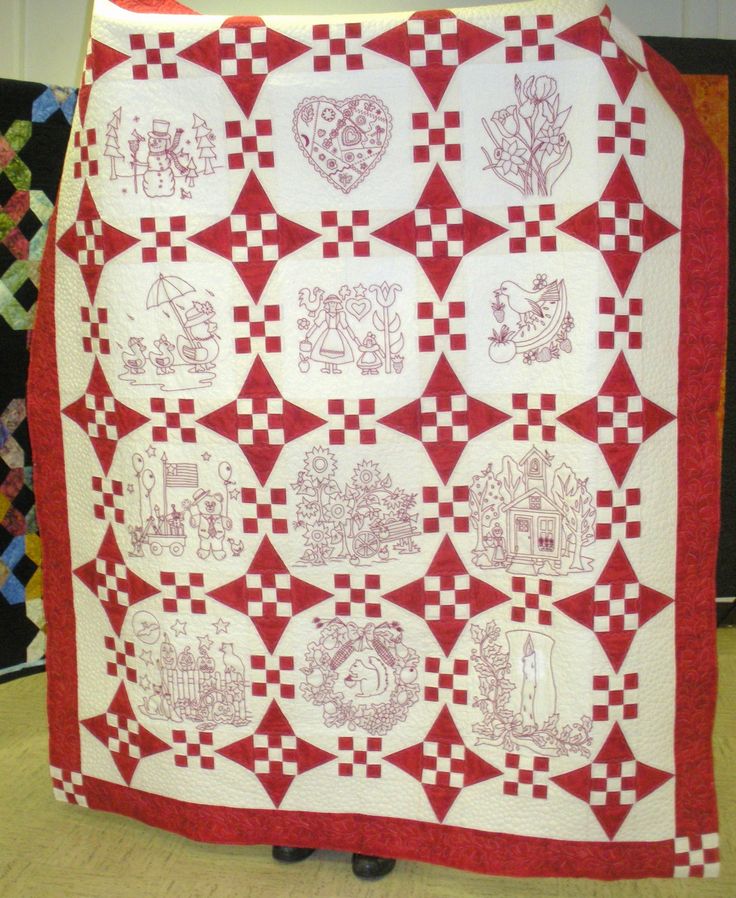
28, 0, 725, 879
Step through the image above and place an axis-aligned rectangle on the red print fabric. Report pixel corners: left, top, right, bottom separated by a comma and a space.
28, 0, 724, 880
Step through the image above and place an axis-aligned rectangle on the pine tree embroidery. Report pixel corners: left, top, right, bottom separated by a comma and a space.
105, 107, 125, 180
193, 114, 216, 175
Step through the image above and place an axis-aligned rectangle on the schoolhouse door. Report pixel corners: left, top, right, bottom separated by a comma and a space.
514, 515, 532, 555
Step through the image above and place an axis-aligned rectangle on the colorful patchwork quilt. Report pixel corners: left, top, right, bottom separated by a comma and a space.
28, 0, 725, 880
0, 77, 75, 681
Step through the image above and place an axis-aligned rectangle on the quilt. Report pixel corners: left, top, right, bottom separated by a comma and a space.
28, 0, 726, 880
0, 77, 75, 682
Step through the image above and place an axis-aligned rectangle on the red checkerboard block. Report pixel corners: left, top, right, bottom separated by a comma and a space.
592, 672, 639, 721
245, 571, 293, 617
419, 393, 469, 443
511, 393, 556, 441
412, 111, 462, 164
80, 306, 110, 355
253, 733, 298, 776
242, 486, 288, 534
73, 218, 105, 267
235, 396, 286, 446
504, 14, 555, 62
510, 576, 553, 626
503, 752, 549, 798
598, 104, 646, 156
407, 15, 459, 68
674, 833, 720, 878
129, 31, 178, 79
598, 295, 643, 350
50, 767, 88, 806
140, 216, 187, 263
72, 128, 98, 179
415, 206, 464, 258
230, 212, 280, 263
233, 302, 281, 355
333, 573, 382, 617
161, 571, 206, 614
507, 204, 557, 253
589, 758, 638, 808
595, 394, 644, 445
84, 394, 118, 441
91, 475, 124, 525
321, 210, 371, 258
417, 300, 466, 353
172, 730, 215, 769
422, 484, 470, 533
337, 735, 382, 778
597, 200, 644, 253
250, 654, 296, 699
225, 119, 274, 169
424, 573, 471, 622
596, 488, 641, 539
420, 740, 465, 788
149, 398, 197, 443
104, 635, 137, 683
424, 656, 469, 704
312, 22, 364, 71
592, 581, 640, 633
327, 398, 376, 445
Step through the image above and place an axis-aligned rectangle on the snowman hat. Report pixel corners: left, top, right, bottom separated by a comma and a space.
148, 119, 172, 140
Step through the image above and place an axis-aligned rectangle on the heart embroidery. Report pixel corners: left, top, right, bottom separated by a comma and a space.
345, 297, 370, 321
293, 95, 392, 194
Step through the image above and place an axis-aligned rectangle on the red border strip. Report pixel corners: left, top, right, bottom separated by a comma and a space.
644, 45, 726, 839
27, 212, 81, 771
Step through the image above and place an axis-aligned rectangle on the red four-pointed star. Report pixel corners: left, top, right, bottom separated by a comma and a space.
557, 352, 675, 486
558, 157, 678, 296
74, 525, 159, 635
551, 722, 672, 839
384, 535, 510, 655
217, 700, 335, 806
379, 354, 509, 483
189, 171, 318, 303
57, 183, 139, 304
208, 537, 332, 652
554, 541, 672, 672
372, 166, 506, 299
82, 682, 169, 785
63, 358, 149, 475
197, 355, 324, 484
364, 10, 501, 109
556, 5, 645, 102
178, 18, 309, 118
385, 705, 501, 821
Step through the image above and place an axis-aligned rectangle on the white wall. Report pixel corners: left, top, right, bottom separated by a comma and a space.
1, 0, 735, 87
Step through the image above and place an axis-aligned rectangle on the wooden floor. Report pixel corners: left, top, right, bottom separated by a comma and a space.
1, 632, 733, 898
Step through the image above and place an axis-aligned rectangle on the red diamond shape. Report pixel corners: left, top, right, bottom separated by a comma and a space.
208, 537, 332, 652
554, 541, 672, 671
551, 722, 672, 839
383, 535, 510, 655
189, 171, 318, 303
379, 354, 509, 483
558, 157, 677, 296
63, 359, 149, 475
372, 166, 506, 299
217, 700, 335, 806
557, 352, 674, 486
197, 355, 324, 484
384, 705, 501, 821
364, 10, 501, 109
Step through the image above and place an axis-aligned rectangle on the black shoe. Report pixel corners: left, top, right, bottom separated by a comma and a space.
352, 854, 397, 880
272, 846, 316, 863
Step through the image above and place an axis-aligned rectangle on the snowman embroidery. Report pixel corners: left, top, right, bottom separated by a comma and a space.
134, 119, 188, 198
